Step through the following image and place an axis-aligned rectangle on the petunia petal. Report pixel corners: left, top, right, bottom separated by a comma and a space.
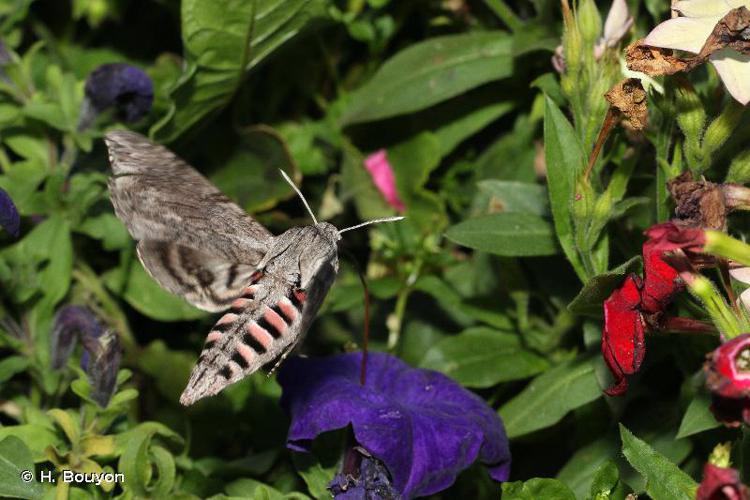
602, 0, 634, 47
730, 267, 750, 285
709, 48, 750, 105
673, 0, 738, 18
363, 150, 406, 212
644, 16, 722, 53
602, 274, 645, 396
278, 352, 510, 498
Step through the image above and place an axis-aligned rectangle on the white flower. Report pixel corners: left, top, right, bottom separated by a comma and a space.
596, 0, 635, 56
730, 266, 750, 310
644, 0, 750, 104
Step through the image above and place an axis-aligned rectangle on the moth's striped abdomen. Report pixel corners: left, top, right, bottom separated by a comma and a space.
179, 274, 308, 406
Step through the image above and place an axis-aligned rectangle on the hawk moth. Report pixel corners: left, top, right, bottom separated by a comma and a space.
104, 131, 401, 406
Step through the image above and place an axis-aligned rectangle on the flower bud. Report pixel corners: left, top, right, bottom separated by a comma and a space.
577, 0, 603, 48
50, 305, 102, 369
81, 330, 122, 407
0, 187, 19, 238
79, 63, 153, 129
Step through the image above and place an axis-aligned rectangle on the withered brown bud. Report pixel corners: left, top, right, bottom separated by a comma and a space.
667, 172, 750, 230
605, 78, 648, 131
625, 40, 688, 76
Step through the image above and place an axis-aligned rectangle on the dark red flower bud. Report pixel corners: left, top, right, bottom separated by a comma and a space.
641, 221, 705, 313
602, 274, 645, 396
697, 463, 749, 500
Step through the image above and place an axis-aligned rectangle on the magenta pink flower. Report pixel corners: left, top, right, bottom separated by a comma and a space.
364, 149, 405, 212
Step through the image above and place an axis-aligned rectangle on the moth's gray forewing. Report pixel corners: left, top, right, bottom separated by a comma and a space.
105, 130, 274, 311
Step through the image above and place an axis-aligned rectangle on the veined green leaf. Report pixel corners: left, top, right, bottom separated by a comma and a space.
619, 424, 697, 500
341, 32, 513, 125
445, 213, 559, 257
499, 356, 601, 438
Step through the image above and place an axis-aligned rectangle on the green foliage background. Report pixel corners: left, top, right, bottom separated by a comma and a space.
0, 0, 746, 498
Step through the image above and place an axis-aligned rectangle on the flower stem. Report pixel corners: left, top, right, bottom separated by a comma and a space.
585, 107, 617, 181
704, 231, 750, 267
484, 0, 524, 32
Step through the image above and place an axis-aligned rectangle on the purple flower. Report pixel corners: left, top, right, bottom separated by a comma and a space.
0, 187, 19, 238
278, 352, 511, 499
81, 63, 153, 128
50, 305, 103, 369
81, 330, 122, 407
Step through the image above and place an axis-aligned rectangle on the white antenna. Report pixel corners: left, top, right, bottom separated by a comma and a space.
279, 169, 318, 225
339, 216, 405, 235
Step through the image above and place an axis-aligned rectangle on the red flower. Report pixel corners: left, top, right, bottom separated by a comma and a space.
705, 334, 750, 427
697, 463, 749, 500
706, 334, 750, 399
641, 221, 706, 313
602, 274, 645, 396
601, 221, 706, 396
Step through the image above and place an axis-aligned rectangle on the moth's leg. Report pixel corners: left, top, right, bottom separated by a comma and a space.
266, 338, 302, 377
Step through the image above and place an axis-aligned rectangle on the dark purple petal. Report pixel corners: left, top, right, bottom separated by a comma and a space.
329, 451, 399, 500
50, 305, 103, 369
278, 352, 511, 498
84, 63, 153, 123
0, 187, 19, 238
81, 330, 122, 407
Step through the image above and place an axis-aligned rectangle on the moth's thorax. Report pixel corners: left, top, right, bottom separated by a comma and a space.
260, 223, 339, 290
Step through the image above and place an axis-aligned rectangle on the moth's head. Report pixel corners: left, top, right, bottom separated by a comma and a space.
315, 222, 342, 245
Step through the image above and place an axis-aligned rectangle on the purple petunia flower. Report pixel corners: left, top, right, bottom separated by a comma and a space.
50, 305, 103, 369
0, 187, 19, 238
80, 63, 153, 129
278, 352, 511, 499
81, 330, 122, 407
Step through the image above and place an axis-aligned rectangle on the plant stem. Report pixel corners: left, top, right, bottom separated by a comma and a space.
484, 0, 524, 32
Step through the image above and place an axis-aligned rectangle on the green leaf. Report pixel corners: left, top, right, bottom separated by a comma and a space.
567, 256, 642, 317
445, 213, 559, 257
103, 258, 208, 322
589, 461, 626, 500
0, 436, 44, 499
420, 327, 548, 387
499, 357, 601, 438
676, 392, 721, 439
543, 96, 586, 281
341, 31, 513, 124
76, 213, 131, 251
619, 424, 697, 500
152, 0, 327, 142
0, 424, 62, 461
0, 356, 29, 385
476, 180, 550, 216
557, 438, 619, 499
292, 452, 337, 500
502, 478, 576, 500
433, 101, 514, 157
209, 127, 298, 212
